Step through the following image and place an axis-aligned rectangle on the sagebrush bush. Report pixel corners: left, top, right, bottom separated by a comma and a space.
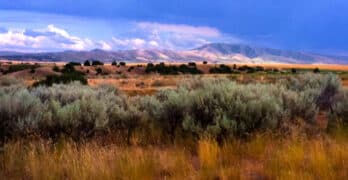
284, 73, 342, 110
0, 89, 43, 138
329, 89, 348, 127
182, 81, 287, 139
0, 73, 345, 142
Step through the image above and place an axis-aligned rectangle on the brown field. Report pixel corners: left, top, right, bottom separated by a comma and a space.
2, 61, 348, 94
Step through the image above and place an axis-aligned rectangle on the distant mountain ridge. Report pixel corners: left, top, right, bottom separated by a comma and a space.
1, 43, 347, 64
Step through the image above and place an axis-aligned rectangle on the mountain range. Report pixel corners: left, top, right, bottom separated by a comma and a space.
1, 43, 347, 64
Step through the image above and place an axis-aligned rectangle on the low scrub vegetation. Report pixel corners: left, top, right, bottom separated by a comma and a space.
4, 63, 40, 74
92, 60, 104, 66
2, 73, 348, 179
1, 73, 347, 143
33, 63, 87, 86
145, 63, 202, 75
209, 64, 233, 73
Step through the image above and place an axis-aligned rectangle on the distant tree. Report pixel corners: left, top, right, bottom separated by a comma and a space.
273, 68, 279, 73
203, 61, 208, 64
314, 67, 320, 73
128, 66, 134, 72
255, 66, 265, 72
67, 62, 81, 66
63, 63, 76, 73
291, 68, 297, 73
233, 64, 237, 70
209, 64, 232, 74
52, 66, 60, 72
119, 62, 126, 66
84, 60, 91, 66
92, 60, 104, 66
188, 62, 196, 66
111, 61, 117, 66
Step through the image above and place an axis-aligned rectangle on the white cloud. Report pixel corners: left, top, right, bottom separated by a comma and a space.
0, 25, 111, 52
137, 22, 221, 37
0, 22, 241, 51
149, 40, 159, 47
109, 22, 229, 50
112, 37, 159, 49
132, 38, 145, 46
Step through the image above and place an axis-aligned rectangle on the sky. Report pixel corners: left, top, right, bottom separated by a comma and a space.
0, 0, 348, 54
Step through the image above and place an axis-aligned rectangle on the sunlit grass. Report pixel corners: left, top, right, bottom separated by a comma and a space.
2, 133, 348, 179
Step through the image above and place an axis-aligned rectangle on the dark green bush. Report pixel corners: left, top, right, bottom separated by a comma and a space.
209, 64, 232, 74
329, 90, 348, 127
67, 62, 81, 66
291, 68, 297, 73
33, 73, 87, 87
5, 63, 40, 74
128, 66, 134, 72
34, 65, 87, 87
314, 67, 320, 73
92, 60, 104, 66
188, 62, 196, 66
84, 60, 91, 66
52, 66, 60, 72
145, 63, 202, 75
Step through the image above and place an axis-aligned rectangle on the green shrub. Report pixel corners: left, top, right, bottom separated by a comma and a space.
84, 60, 91, 66
67, 62, 81, 66
156, 89, 190, 141
313, 67, 320, 73
0, 74, 343, 142
92, 60, 104, 66
188, 62, 196, 66
33, 72, 87, 87
291, 68, 297, 73
145, 63, 202, 75
5, 63, 40, 74
182, 81, 286, 139
128, 66, 134, 72
284, 73, 342, 110
328, 90, 348, 129
52, 66, 60, 72
209, 64, 232, 74
35, 64, 87, 87
119, 62, 126, 66
0, 89, 43, 139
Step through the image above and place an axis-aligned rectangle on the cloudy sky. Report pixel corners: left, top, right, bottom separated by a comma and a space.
0, 0, 347, 54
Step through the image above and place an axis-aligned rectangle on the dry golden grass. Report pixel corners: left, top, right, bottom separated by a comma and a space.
259, 63, 348, 71
2, 132, 348, 180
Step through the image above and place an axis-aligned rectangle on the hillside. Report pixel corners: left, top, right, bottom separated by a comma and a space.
1, 43, 347, 64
